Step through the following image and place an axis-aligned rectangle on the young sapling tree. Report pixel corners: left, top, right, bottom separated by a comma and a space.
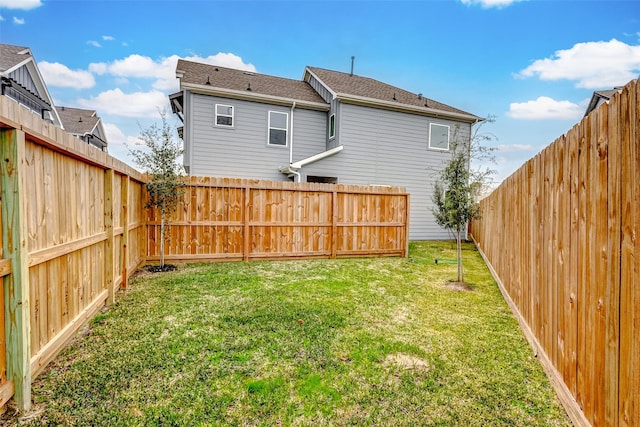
130, 112, 184, 270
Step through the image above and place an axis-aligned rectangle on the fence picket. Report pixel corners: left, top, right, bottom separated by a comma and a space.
471, 79, 640, 427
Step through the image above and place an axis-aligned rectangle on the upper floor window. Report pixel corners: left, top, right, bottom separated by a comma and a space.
329, 114, 335, 139
429, 123, 449, 151
215, 104, 234, 127
268, 111, 288, 146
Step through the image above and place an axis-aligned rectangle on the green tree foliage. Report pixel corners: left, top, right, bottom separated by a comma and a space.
130, 113, 184, 267
432, 118, 496, 283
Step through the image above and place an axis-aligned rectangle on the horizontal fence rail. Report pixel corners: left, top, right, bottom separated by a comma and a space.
470, 79, 639, 427
0, 94, 410, 411
0, 96, 147, 410
146, 176, 410, 262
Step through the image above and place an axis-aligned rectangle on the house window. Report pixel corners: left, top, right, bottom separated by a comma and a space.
268, 111, 288, 146
307, 176, 337, 184
329, 114, 335, 139
215, 104, 234, 127
429, 123, 450, 150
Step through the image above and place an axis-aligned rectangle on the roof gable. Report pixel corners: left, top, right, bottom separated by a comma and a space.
584, 87, 623, 117
57, 106, 101, 135
305, 66, 479, 121
176, 60, 327, 107
0, 44, 32, 74
0, 43, 63, 127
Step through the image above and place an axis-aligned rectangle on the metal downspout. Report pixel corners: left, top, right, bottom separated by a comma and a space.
289, 101, 296, 165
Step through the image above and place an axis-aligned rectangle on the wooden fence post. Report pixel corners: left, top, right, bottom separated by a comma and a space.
121, 176, 129, 289
331, 190, 337, 259
243, 185, 250, 262
104, 169, 115, 305
404, 194, 410, 257
0, 128, 31, 411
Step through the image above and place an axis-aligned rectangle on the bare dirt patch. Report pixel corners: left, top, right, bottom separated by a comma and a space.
444, 281, 474, 292
384, 353, 430, 371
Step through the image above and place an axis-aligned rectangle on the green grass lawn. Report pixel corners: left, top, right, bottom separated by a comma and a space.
18, 241, 570, 426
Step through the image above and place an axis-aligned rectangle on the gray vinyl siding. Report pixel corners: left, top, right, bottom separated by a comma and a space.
183, 90, 192, 172
306, 75, 333, 103
9, 66, 39, 95
186, 93, 326, 179
298, 103, 472, 240
184, 90, 473, 240
327, 100, 340, 150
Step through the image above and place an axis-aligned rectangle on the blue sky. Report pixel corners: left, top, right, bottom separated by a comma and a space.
1, 0, 639, 183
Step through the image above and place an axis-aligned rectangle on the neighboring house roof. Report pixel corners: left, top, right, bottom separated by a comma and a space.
0, 43, 32, 72
584, 88, 622, 116
0, 43, 63, 127
57, 106, 108, 150
57, 106, 100, 135
305, 66, 479, 121
584, 86, 622, 117
176, 59, 481, 122
176, 60, 328, 109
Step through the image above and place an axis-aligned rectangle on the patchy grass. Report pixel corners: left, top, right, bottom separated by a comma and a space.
12, 241, 570, 426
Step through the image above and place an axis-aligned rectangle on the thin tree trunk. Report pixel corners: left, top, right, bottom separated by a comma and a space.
456, 227, 463, 282
160, 202, 165, 268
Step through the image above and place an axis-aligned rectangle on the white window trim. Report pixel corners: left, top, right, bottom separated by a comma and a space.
215, 103, 234, 128
329, 113, 336, 139
268, 111, 288, 147
429, 123, 450, 151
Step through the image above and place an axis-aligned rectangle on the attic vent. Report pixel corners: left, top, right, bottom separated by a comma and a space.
418, 93, 422, 100
243, 71, 255, 76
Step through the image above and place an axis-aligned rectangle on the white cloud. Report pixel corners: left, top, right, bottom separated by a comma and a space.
459, 0, 523, 8
77, 89, 169, 118
0, 0, 41, 10
518, 39, 640, 88
103, 122, 138, 148
102, 35, 115, 41
0, 15, 4, 21
88, 62, 107, 75
89, 52, 256, 92
495, 143, 535, 152
507, 96, 583, 120
87, 40, 101, 48
12, 16, 24, 24
39, 61, 95, 89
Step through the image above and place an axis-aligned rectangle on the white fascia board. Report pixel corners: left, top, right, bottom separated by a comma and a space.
181, 82, 330, 112
3, 57, 32, 76
25, 59, 64, 128
336, 93, 482, 123
303, 68, 337, 99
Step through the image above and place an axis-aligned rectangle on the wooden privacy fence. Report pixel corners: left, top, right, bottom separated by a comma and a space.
0, 96, 147, 411
470, 79, 639, 427
146, 176, 409, 262
0, 94, 409, 411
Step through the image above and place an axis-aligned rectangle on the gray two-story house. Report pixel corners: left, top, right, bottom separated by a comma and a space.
171, 59, 482, 240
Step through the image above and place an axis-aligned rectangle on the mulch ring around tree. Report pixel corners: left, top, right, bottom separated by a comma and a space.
146, 264, 178, 273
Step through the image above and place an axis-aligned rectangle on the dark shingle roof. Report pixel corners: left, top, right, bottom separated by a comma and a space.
584, 87, 623, 116
56, 106, 100, 135
176, 59, 327, 105
306, 66, 478, 118
0, 43, 32, 74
